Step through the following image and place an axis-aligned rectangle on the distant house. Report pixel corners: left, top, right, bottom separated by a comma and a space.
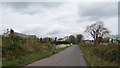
14, 32, 28, 38
57, 38, 66, 41
14, 32, 36, 39
4, 29, 36, 39
27, 35, 36, 38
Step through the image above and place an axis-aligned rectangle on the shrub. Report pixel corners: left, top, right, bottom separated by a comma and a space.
81, 43, 119, 64
2, 35, 50, 61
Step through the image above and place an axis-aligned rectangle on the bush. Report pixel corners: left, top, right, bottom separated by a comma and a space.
81, 43, 119, 64
2, 35, 50, 61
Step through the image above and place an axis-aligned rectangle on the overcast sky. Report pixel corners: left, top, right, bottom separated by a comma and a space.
1, 1, 118, 39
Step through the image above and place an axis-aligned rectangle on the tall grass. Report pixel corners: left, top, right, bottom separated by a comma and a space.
80, 43, 119, 66
2, 35, 60, 66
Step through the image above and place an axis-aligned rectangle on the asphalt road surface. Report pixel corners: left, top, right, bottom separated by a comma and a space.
26, 45, 87, 66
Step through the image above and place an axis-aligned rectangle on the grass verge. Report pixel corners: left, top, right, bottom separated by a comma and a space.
2, 45, 71, 67
79, 45, 118, 66
3, 50, 53, 66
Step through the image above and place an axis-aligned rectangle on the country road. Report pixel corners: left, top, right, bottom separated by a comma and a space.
25, 45, 87, 66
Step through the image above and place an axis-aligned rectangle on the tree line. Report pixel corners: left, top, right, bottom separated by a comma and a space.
2, 20, 120, 46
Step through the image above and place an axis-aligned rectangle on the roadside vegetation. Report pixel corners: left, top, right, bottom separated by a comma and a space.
79, 21, 120, 66
2, 29, 72, 67
80, 43, 119, 66
0, 35, 2, 67
2, 21, 120, 67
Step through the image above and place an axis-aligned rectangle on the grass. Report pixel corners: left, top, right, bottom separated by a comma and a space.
2, 44, 71, 67
79, 45, 118, 66
3, 50, 53, 66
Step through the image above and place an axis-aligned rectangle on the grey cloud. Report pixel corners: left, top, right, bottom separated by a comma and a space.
3, 2, 63, 9
3, 2, 63, 15
47, 30, 61, 35
2, 2, 118, 38
35, 2, 63, 8
3, 2, 30, 10
78, 2, 118, 19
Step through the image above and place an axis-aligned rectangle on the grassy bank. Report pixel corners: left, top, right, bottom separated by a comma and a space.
2, 34, 73, 67
2, 44, 71, 67
3, 50, 53, 66
79, 43, 118, 66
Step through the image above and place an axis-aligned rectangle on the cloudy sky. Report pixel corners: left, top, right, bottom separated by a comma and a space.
1, 1, 118, 39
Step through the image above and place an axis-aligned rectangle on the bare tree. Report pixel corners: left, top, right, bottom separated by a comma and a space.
85, 21, 110, 45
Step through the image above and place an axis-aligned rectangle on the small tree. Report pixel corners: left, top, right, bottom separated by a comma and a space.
55, 37, 57, 41
10, 29, 14, 35
115, 34, 120, 44
40, 38, 43, 43
85, 21, 110, 45
69, 35, 76, 44
76, 34, 83, 44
